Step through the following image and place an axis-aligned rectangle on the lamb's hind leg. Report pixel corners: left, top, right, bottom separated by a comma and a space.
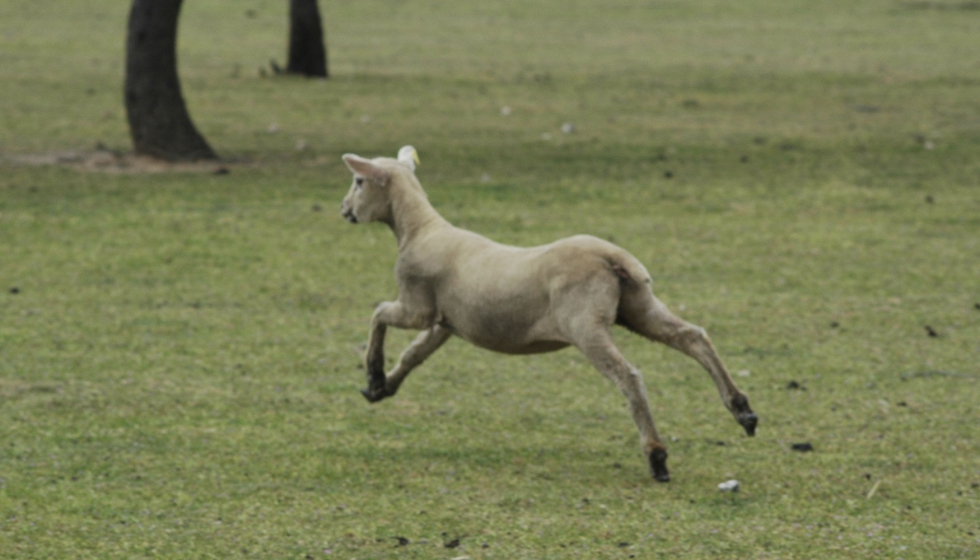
619, 289, 758, 436
573, 327, 671, 482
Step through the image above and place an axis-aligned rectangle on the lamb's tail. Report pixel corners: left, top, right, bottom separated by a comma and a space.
606, 252, 655, 334
605, 253, 652, 288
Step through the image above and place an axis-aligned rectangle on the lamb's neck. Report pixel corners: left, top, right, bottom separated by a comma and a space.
388, 184, 446, 249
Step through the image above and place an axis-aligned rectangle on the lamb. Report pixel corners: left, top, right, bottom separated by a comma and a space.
340, 146, 757, 482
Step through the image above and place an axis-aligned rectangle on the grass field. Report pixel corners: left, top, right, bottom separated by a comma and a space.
2, 0, 980, 558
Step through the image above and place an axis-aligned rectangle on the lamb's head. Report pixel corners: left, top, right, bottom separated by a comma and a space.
340, 146, 420, 224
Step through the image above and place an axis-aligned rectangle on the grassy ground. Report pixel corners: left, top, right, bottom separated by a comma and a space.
2, 0, 980, 557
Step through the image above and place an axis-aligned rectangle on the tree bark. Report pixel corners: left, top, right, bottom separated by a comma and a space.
286, 0, 328, 78
125, 0, 216, 161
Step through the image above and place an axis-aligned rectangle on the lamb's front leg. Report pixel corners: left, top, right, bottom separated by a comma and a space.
383, 325, 452, 398
361, 301, 434, 403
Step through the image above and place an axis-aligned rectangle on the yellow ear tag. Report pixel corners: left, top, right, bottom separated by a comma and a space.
412, 149, 421, 167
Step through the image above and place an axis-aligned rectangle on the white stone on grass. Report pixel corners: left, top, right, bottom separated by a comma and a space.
718, 479, 740, 492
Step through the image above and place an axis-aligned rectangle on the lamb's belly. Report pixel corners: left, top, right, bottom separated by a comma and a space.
464, 335, 570, 355
440, 309, 569, 355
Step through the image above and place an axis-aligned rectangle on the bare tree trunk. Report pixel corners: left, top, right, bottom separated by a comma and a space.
125, 0, 216, 161
286, 0, 328, 78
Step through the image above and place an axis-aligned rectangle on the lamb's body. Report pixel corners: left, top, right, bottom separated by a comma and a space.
402, 229, 641, 354
341, 147, 758, 482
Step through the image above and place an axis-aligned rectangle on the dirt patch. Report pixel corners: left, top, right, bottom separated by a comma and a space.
2, 148, 245, 174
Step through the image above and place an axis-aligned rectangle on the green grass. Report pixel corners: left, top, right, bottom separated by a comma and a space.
2, 0, 980, 558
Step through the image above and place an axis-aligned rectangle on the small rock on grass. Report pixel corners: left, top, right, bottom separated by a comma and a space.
718, 479, 740, 492
791, 442, 813, 452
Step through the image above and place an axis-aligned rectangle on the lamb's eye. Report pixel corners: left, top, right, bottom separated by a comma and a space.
355, 177, 364, 187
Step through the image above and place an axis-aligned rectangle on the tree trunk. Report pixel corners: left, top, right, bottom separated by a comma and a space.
286, 0, 328, 78
125, 0, 216, 161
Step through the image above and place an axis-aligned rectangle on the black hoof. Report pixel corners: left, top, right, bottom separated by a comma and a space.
731, 394, 758, 436
739, 412, 759, 436
360, 387, 388, 403
648, 448, 670, 482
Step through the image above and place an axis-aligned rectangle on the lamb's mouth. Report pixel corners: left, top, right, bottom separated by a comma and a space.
341, 209, 358, 223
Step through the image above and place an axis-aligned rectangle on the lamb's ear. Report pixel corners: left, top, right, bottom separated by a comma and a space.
342, 154, 390, 185
397, 145, 420, 172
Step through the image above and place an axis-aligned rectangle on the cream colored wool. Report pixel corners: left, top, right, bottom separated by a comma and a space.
340, 147, 757, 481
